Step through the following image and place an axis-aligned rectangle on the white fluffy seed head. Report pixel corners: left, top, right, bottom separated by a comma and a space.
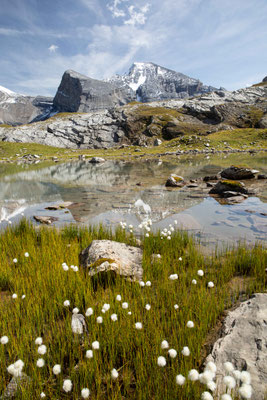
174, 304, 179, 309
102, 303, 110, 311
181, 346, 190, 356
24, 252, 29, 257
223, 361, 234, 373
240, 371, 251, 385
201, 392, 213, 400
145, 304, 151, 310
145, 281, 151, 286
233, 370, 242, 380
186, 320, 194, 328
223, 376, 236, 389
199, 370, 215, 384
161, 340, 169, 350
86, 350, 93, 359
63, 379, 72, 393
135, 322, 142, 330
63, 300, 70, 307
40, 393, 46, 398
37, 345, 47, 355
14, 360, 24, 370
96, 316, 103, 324
176, 374, 186, 385
81, 388, 90, 398
188, 369, 199, 381
116, 295, 121, 301
207, 381, 216, 392
168, 349, 177, 358
169, 274, 178, 280
122, 302, 128, 309
72, 307, 79, 314
238, 384, 252, 399
85, 307, 93, 316
197, 269, 204, 276
208, 281, 214, 288
139, 281, 145, 287
7, 364, 16, 376
52, 364, 61, 375
221, 395, 232, 400
35, 337, 43, 345
192, 279, 197, 285
92, 341, 99, 350
12, 293, 18, 299
157, 356, 166, 367
111, 368, 119, 379
0, 336, 9, 345
206, 361, 217, 373
111, 313, 118, 322
13, 258, 18, 263
36, 358, 45, 368
62, 265, 69, 271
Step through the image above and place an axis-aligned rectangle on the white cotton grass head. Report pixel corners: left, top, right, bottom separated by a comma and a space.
186, 320, 194, 328
7, 360, 24, 377
63, 300, 70, 307
40, 393, 46, 398
35, 337, 43, 345
223, 361, 234, 373
62, 264, 69, 271
207, 381, 217, 392
12, 293, 18, 299
116, 295, 122, 301
223, 376, 236, 389
208, 281, 214, 288
188, 369, 199, 381
176, 374, 186, 385
145, 304, 151, 310
85, 307, 93, 317
161, 340, 169, 350
111, 368, 119, 379
201, 392, 213, 400
233, 370, 242, 380
72, 307, 79, 314
24, 252, 29, 257
92, 341, 99, 350
96, 316, 103, 324
197, 269, 204, 276
1, 336, 9, 345
52, 364, 61, 375
240, 371, 251, 385
21, 294, 26, 299
139, 281, 145, 287
102, 303, 110, 311
145, 281, 151, 286
122, 302, 128, 309
14, 359, 24, 371
206, 361, 217, 373
238, 384, 252, 399
168, 349, 177, 358
63, 379, 72, 393
37, 345, 47, 355
221, 395, 232, 400
111, 313, 118, 322
192, 279, 197, 285
86, 350, 93, 359
174, 304, 179, 309
157, 356, 166, 367
36, 358, 45, 368
135, 322, 142, 330
199, 370, 215, 385
169, 274, 178, 280
81, 388, 90, 398
181, 346, 190, 356
13, 258, 18, 263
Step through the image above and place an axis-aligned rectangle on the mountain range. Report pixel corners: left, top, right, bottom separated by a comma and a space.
0, 62, 222, 126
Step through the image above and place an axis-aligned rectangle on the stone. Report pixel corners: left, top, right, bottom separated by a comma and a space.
154, 138, 162, 146
165, 174, 185, 187
79, 240, 143, 281
45, 202, 73, 210
220, 165, 257, 180
203, 175, 219, 182
209, 180, 248, 195
258, 174, 267, 179
33, 215, 58, 224
225, 195, 247, 203
205, 293, 267, 400
89, 157, 105, 163
1, 373, 31, 399
71, 313, 88, 335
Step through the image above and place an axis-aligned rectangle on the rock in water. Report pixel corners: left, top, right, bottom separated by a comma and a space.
221, 166, 258, 180
79, 240, 143, 281
53, 70, 133, 113
205, 293, 267, 400
209, 180, 248, 195
165, 174, 185, 187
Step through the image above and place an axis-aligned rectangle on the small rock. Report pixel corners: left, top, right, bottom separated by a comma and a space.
153, 138, 162, 146
203, 175, 219, 182
78, 154, 86, 160
33, 216, 58, 224
258, 174, 267, 179
221, 165, 257, 180
165, 174, 185, 187
89, 157, 105, 163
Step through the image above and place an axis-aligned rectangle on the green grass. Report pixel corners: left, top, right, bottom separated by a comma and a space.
0, 220, 266, 399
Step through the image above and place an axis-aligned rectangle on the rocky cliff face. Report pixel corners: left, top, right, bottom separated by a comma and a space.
107, 62, 220, 102
53, 70, 134, 113
0, 86, 53, 126
1, 85, 266, 149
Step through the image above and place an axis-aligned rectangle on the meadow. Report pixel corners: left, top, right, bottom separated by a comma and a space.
0, 220, 266, 399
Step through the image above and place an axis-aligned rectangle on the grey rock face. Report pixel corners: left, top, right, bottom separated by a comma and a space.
107, 62, 219, 102
79, 240, 143, 281
53, 70, 133, 113
206, 293, 267, 400
0, 86, 53, 126
262, 76, 267, 82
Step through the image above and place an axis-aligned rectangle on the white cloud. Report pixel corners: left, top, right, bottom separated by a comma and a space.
48, 45, 59, 53
124, 4, 150, 26
107, 0, 127, 18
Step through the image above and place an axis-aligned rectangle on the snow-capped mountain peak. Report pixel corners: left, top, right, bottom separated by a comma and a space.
0, 85, 17, 96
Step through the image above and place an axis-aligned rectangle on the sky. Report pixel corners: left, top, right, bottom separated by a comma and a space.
0, 0, 267, 96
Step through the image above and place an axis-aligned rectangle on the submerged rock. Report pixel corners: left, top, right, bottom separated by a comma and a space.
33, 215, 58, 224
206, 293, 267, 400
220, 165, 258, 180
209, 180, 248, 195
79, 240, 143, 281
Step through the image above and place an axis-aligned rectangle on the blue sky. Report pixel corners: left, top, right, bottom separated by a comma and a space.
0, 0, 266, 96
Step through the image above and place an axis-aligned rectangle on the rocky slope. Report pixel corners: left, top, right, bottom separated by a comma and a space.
0, 85, 266, 149
0, 86, 53, 126
107, 62, 220, 102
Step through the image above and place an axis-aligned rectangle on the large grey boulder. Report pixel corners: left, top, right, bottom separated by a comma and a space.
221, 166, 258, 180
79, 240, 143, 281
53, 70, 133, 113
206, 294, 267, 400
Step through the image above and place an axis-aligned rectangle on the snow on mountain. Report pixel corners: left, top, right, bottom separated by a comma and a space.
0, 85, 17, 96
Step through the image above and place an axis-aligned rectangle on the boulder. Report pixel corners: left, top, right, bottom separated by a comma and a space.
205, 293, 267, 400
258, 174, 267, 179
153, 138, 162, 146
33, 215, 58, 224
220, 165, 258, 180
79, 240, 143, 281
165, 174, 185, 187
203, 175, 219, 182
1, 374, 31, 399
89, 157, 105, 163
209, 180, 248, 195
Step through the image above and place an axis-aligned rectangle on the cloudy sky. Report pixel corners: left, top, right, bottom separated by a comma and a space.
1, 0, 266, 96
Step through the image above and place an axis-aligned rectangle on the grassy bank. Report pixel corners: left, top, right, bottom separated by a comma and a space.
0, 221, 266, 399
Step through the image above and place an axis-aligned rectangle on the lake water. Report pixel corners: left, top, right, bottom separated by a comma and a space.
0, 152, 266, 248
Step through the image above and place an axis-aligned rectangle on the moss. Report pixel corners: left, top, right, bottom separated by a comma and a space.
0, 124, 12, 128
252, 81, 267, 87
246, 107, 264, 128
89, 258, 116, 269
221, 180, 243, 188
